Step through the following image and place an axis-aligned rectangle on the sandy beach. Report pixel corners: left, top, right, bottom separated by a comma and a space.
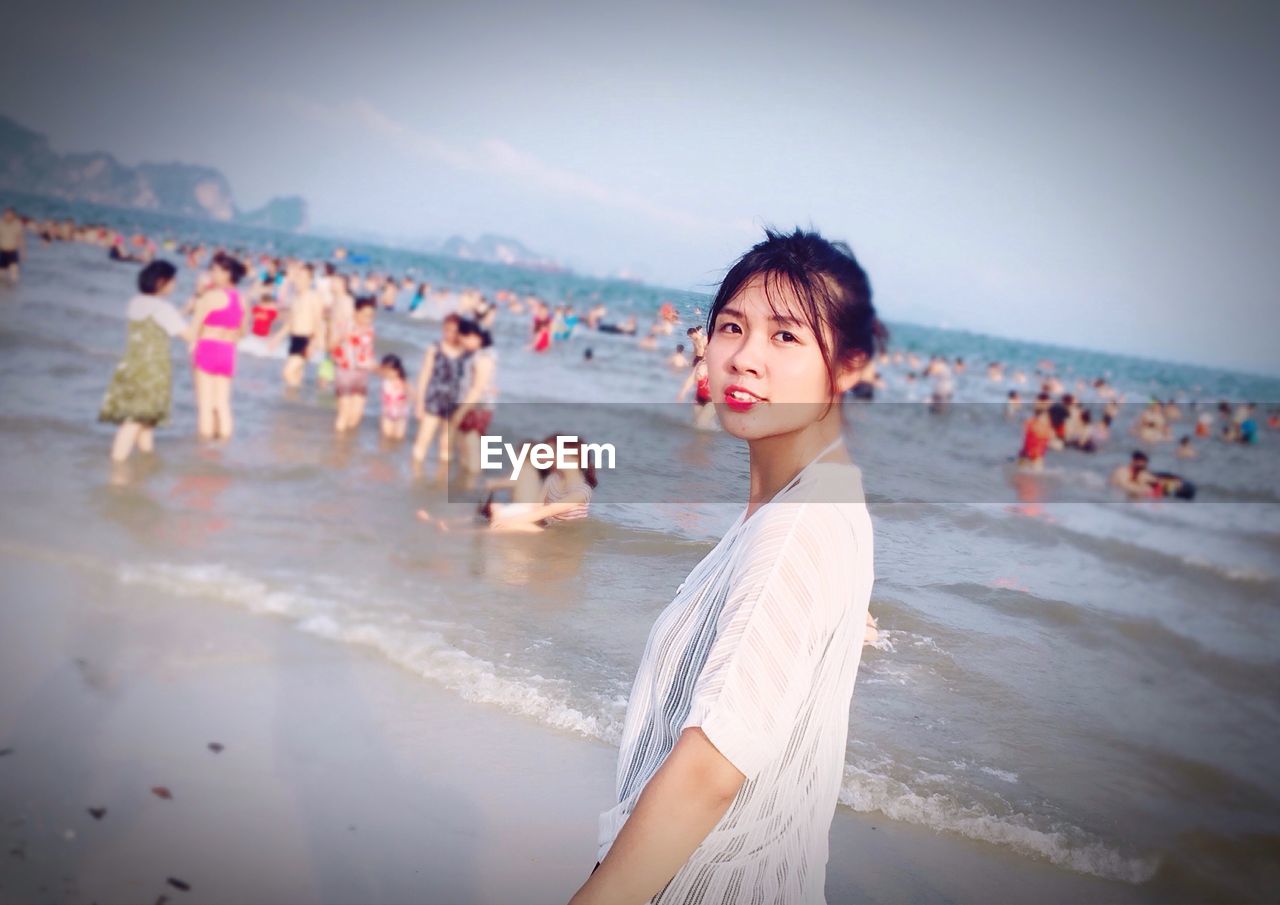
0, 542, 1168, 905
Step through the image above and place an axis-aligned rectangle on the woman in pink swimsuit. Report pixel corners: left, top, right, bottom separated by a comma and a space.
191, 252, 247, 440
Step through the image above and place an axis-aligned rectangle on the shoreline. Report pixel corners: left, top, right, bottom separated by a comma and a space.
0, 546, 1164, 904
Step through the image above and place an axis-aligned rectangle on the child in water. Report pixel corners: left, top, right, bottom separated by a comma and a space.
332, 297, 377, 432
250, 294, 279, 337
379, 354, 409, 440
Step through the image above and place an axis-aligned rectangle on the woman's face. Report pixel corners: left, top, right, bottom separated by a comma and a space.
210, 264, 231, 288
706, 274, 855, 441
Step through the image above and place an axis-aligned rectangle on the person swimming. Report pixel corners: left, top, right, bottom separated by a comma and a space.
1110, 450, 1158, 497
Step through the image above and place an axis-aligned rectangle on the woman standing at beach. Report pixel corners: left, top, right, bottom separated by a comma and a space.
676, 357, 717, 431
530, 301, 553, 352
573, 229, 882, 905
190, 253, 247, 440
452, 320, 498, 473
411, 313, 470, 466
99, 260, 192, 461
1016, 395, 1055, 470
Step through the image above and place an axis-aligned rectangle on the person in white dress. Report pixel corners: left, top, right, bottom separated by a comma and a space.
570, 228, 886, 905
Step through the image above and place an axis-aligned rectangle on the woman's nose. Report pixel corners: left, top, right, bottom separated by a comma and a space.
728, 333, 765, 377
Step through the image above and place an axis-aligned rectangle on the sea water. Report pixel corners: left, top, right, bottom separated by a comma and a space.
1, 195, 1278, 900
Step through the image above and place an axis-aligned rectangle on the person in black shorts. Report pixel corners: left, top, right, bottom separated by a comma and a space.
0, 207, 25, 285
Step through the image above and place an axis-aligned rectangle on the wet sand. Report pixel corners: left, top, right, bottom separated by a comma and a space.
0, 547, 1159, 904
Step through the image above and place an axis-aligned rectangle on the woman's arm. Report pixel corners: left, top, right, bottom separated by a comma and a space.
451, 354, 493, 425
676, 368, 696, 402
414, 347, 436, 419
568, 727, 743, 905
188, 290, 220, 346
489, 499, 577, 528
489, 480, 589, 528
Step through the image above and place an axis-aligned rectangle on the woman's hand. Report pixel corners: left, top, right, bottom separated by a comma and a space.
863, 612, 879, 647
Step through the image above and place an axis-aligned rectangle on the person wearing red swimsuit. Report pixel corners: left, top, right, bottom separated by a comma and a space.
251, 298, 279, 337
677, 358, 717, 430
332, 297, 377, 432
1016, 400, 1055, 470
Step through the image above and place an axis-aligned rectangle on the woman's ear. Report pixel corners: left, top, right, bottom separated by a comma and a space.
833, 351, 867, 395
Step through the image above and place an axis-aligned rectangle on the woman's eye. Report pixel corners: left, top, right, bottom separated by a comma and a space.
776, 331, 797, 343
719, 322, 742, 334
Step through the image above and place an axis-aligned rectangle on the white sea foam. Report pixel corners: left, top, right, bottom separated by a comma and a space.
118, 562, 625, 745
867, 628, 897, 653
979, 765, 1020, 783
838, 765, 1159, 884
1178, 555, 1272, 584
949, 759, 1020, 784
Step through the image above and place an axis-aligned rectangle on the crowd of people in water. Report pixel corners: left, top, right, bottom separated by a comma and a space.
5, 207, 1277, 517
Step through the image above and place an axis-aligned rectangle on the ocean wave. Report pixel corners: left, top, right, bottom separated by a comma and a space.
117, 561, 625, 745
838, 764, 1160, 884
943, 503, 1279, 588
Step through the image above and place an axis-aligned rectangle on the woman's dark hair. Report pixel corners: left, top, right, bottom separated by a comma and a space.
457, 318, 480, 337
355, 295, 377, 311
137, 259, 177, 294
380, 353, 406, 379
211, 252, 246, 285
706, 228, 887, 393
542, 434, 599, 488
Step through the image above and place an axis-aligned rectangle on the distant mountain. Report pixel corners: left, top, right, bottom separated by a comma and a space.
237, 196, 308, 232
437, 233, 563, 270
311, 225, 565, 272
0, 114, 308, 231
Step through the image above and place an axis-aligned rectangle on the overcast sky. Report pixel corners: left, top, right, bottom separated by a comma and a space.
5, 1, 1278, 374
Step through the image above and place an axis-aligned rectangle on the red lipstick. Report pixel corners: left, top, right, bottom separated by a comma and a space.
723, 384, 765, 413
